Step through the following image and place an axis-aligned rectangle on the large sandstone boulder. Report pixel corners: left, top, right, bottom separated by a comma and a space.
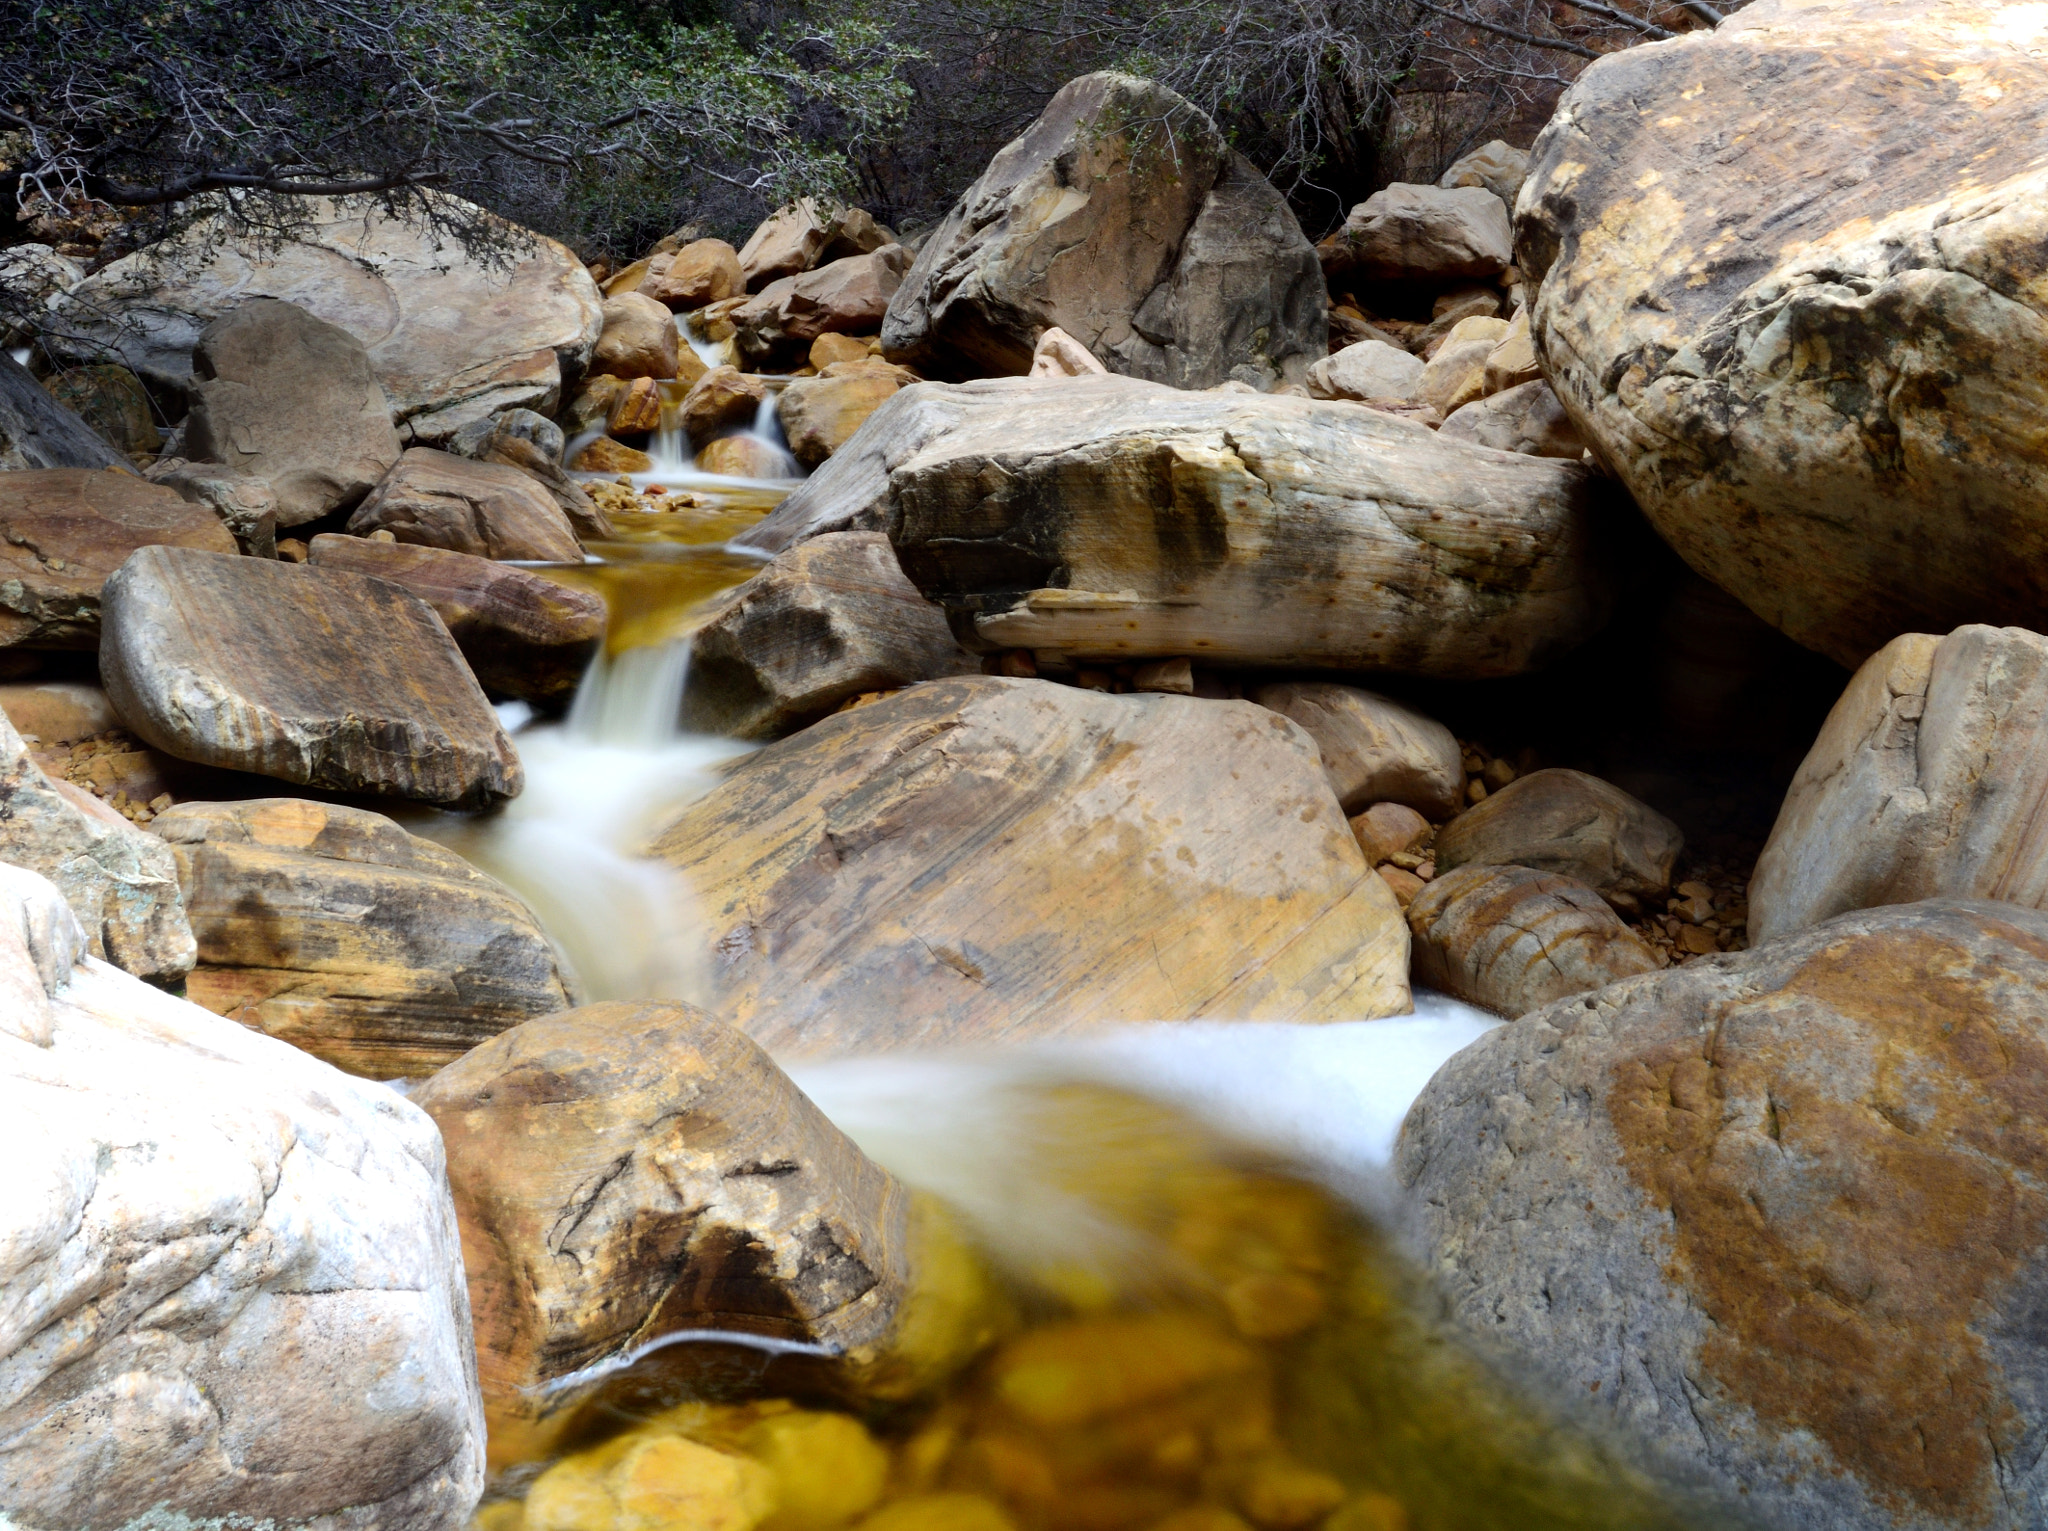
48, 195, 603, 444
733, 246, 914, 367
1406, 862, 1659, 1017
1518, 0, 2048, 666
182, 299, 403, 525
1396, 898, 2048, 1531
100, 546, 522, 808
1434, 768, 1683, 900
652, 675, 1411, 1054
882, 73, 1326, 390
413, 1001, 918, 1466
1439, 380, 1585, 460
155, 798, 578, 1078
0, 861, 483, 1531
0, 469, 239, 648
444, 409, 613, 544
349, 447, 584, 562
307, 535, 605, 702
1438, 139, 1531, 214
591, 291, 682, 380
1305, 339, 1425, 404
679, 532, 973, 740
1750, 624, 2048, 943
640, 238, 744, 309
0, 350, 134, 473
1319, 183, 1512, 285
737, 376, 1615, 679
0, 707, 193, 981
777, 364, 910, 468
1247, 682, 1464, 818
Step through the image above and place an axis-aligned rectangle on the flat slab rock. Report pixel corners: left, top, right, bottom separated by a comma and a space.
1519, 0, 2048, 665
0, 469, 239, 648
1397, 898, 2048, 1531
155, 798, 579, 1079
0, 862, 482, 1531
413, 1000, 911, 1467
47, 194, 603, 445
307, 534, 604, 702
737, 376, 1615, 680
100, 546, 521, 808
652, 675, 1411, 1055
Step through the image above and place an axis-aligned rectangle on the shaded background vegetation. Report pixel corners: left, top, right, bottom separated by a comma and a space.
1, 0, 1740, 269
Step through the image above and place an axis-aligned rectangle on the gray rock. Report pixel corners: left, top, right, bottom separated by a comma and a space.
183, 299, 404, 526
739, 375, 1614, 681
0, 243, 83, 346
1435, 768, 1683, 899
46, 194, 602, 445
349, 447, 584, 562
100, 546, 522, 809
1406, 862, 1659, 1016
1438, 139, 1531, 215
0, 468, 241, 647
144, 458, 281, 557
0, 349, 135, 473
0, 861, 483, 1531
1438, 380, 1586, 460
1396, 898, 2048, 1531
1750, 624, 2048, 944
0, 708, 194, 982
680, 531, 973, 739
882, 72, 1326, 390
1321, 183, 1513, 284
446, 407, 564, 463
1249, 682, 1464, 817
1306, 339, 1426, 403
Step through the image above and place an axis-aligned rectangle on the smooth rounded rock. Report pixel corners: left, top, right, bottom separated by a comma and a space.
1434, 768, 1682, 900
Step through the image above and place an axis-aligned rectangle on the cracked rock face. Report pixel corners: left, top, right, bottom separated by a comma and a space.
412, 1000, 913, 1469
737, 376, 1616, 679
653, 675, 1411, 1054
881, 72, 1327, 390
1396, 898, 2048, 1531
1751, 623, 2048, 944
1518, 0, 2048, 667
0, 860, 484, 1531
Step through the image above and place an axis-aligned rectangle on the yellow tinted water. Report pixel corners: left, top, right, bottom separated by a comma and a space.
473, 1086, 1741, 1531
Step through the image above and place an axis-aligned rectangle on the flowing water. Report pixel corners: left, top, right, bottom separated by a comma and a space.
443, 465, 1740, 1531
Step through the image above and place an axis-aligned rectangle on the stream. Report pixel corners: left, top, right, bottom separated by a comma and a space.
429, 386, 1730, 1531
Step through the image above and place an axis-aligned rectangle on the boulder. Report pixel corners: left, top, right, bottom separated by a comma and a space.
1248, 682, 1463, 818
605, 375, 664, 436
682, 365, 773, 447
679, 532, 973, 739
144, 458, 282, 556
739, 199, 833, 291
1438, 381, 1586, 460
0, 243, 82, 345
47, 194, 603, 445
882, 72, 1326, 390
0, 350, 134, 473
0, 681, 119, 745
591, 291, 683, 380
445, 411, 613, 544
412, 1000, 915, 1465
1438, 139, 1531, 213
698, 434, 790, 479
307, 535, 605, 701
652, 675, 1411, 1053
1320, 184, 1513, 284
1406, 863, 1660, 1017
1517, 0, 2048, 666
0, 707, 193, 981
565, 373, 625, 434
641, 238, 744, 309
181, 299, 403, 526
1305, 340, 1425, 403
569, 435, 654, 474
349, 447, 584, 562
812, 332, 877, 369
155, 798, 577, 1078
1434, 768, 1682, 899
1417, 316, 1511, 418
1396, 898, 2048, 1531
1027, 326, 1109, 379
733, 246, 914, 366
738, 376, 1614, 679
0, 861, 484, 1531
0, 469, 240, 648
777, 366, 909, 469
1481, 309, 1540, 395
100, 546, 522, 808
1748, 624, 2048, 944
1350, 801, 1431, 865
41, 364, 162, 456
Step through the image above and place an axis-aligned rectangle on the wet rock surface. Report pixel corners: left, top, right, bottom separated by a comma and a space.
1398, 898, 2048, 1531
